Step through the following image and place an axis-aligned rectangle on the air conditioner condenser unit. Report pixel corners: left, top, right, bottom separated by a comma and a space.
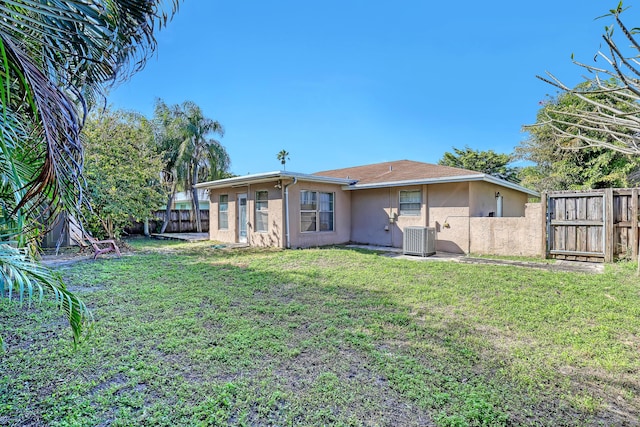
403, 226, 436, 257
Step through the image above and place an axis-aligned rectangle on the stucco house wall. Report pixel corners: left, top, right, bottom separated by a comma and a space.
209, 182, 285, 247
350, 186, 428, 247
208, 189, 239, 244
469, 181, 528, 217
469, 203, 543, 257
287, 181, 351, 248
200, 161, 539, 253
247, 183, 285, 248
427, 182, 470, 254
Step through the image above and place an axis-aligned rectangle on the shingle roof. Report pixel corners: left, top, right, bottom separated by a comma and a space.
313, 160, 480, 185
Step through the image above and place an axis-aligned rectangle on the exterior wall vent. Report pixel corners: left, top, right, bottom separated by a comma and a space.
403, 226, 436, 257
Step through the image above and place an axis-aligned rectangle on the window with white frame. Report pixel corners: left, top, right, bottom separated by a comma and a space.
218, 195, 229, 229
300, 191, 334, 232
319, 192, 334, 231
399, 190, 421, 216
255, 191, 269, 232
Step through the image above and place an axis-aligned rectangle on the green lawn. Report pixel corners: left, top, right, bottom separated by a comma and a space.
2, 239, 639, 426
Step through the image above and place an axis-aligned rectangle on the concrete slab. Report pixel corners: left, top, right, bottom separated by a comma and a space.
346, 245, 466, 261
150, 232, 209, 242
345, 244, 604, 273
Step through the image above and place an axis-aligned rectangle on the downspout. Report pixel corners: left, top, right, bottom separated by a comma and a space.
247, 184, 251, 246
389, 187, 393, 246
284, 177, 297, 248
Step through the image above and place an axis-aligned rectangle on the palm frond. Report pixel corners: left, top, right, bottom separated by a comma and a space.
0, 1, 180, 348
0, 244, 92, 345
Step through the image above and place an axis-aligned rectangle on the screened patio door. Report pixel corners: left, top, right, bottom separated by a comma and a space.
238, 194, 247, 243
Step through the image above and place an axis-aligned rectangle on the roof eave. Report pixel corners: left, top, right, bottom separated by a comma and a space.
341, 174, 539, 196
480, 174, 539, 197
195, 171, 354, 189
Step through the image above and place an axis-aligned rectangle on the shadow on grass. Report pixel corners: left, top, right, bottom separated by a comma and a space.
1, 244, 636, 426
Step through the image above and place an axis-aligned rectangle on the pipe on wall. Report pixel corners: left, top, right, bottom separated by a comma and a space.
284, 177, 297, 248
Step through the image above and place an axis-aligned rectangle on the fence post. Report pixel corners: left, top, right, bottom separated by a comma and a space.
541, 192, 548, 259
604, 188, 614, 262
632, 188, 638, 261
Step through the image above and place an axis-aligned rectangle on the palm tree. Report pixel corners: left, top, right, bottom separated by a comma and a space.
154, 100, 229, 233
0, 0, 178, 347
277, 150, 290, 170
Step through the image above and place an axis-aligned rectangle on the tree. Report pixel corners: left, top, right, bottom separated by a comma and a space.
519, 84, 640, 192
83, 108, 165, 239
535, 3, 640, 157
438, 146, 520, 182
153, 100, 229, 233
0, 0, 178, 347
535, 3, 640, 273
277, 150, 290, 170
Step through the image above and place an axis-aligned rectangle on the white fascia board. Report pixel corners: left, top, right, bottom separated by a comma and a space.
342, 174, 539, 196
195, 171, 354, 189
480, 174, 540, 197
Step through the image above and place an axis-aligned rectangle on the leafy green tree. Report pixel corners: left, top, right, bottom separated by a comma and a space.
438, 146, 519, 182
519, 84, 640, 192
277, 149, 290, 170
83, 108, 165, 239
154, 100, 229, 233
0, 0, 177, 347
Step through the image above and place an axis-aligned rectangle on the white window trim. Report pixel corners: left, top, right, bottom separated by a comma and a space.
300, 190, 335, 233
255, 190, 269, 233
399, 189, 421, 216
218, 194, 229, 230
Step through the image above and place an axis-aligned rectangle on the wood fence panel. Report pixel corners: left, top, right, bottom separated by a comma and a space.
546, 188, 640, 262
612, 190, 638, 259
129, 209, 211, 234
547, 191, 606, 261
633, 189, 639, 260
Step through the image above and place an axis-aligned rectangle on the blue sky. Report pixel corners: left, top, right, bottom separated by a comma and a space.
108, 1, 631, 176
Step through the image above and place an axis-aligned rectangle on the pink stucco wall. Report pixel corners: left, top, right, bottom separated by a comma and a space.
207, 177, 532, 254
208, 190, 239, 244
208, 183, 285, 248
427, 182, 470, 253
423, 182, 530, 254
469, 203, 543, 257
247, 183, 285, 248
208, 179, 350, 248
468, 181, 528, 217
287, 181, 351, 248
350, 186, 428, 247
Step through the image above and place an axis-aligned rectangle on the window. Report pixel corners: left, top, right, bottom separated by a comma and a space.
319, 192, 334, 231
218, 195, 229, 229
399, 190, 421, 216
255, 191, 269, 232
300, 191, 317, 232
301, 191, 334, 232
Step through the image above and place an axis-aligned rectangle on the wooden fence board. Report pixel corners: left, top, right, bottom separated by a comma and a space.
125, 210, 210, 234
546, 188, 640, 262
577, 225, 587, 252
633, 189, 639, 260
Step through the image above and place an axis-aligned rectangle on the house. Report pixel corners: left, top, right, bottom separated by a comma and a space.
195, 160, 539, 253
161, 190, 210, 210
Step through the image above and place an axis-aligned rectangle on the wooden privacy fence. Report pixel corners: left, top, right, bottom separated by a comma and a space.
125, 210, 209, 234
542, 189, 639, 262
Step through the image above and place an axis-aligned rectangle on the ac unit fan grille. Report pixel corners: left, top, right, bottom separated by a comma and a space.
403, 226, 435, 257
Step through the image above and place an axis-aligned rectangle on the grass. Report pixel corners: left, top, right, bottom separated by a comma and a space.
2, 238, 639, 426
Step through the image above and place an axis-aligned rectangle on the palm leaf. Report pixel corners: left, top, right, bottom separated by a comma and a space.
0, 1, 180, 349
0, 244, 92, 346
